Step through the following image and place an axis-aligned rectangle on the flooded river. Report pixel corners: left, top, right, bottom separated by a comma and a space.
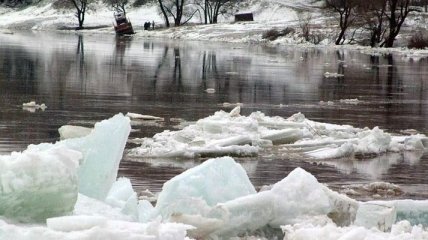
0, 31, 427, 200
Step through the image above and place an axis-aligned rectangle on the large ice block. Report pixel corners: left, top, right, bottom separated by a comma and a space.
63, 113, 131, 200
156, 157, 256, 219
209, 167, 358, 237
58, 125, 92, 140
0, 146, 81, 222
368, 200, 428, 226
354, 202, 396, 231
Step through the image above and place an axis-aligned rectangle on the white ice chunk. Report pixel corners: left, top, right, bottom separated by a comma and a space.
58, 125, 93, 140
22, 101, 47, 112
305, 142, 354, 159
368, 200, 428, 226
354, 127, 391, 155
339, 98, 360, 104
156, 157, 256, 219
0, 146, 81, 222
63, 113, 131, 200
105, 177, 138, 220
210, 167, 358, 237
261, 129, 304, 144
324, 72, 344, 78
354, 203, 397, 231
126, 112, 164, 120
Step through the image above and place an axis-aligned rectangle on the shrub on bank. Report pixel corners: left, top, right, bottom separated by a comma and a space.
408, 32, 428, 49
262, 27, 295, 41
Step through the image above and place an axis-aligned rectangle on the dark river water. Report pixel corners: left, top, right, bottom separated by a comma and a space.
1, 31, 428, 201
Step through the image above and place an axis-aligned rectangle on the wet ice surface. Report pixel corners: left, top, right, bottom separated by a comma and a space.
1, 31, 428, 201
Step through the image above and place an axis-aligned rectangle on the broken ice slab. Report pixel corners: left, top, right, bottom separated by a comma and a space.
0, 147, 81, 222
62, 113, 131, 200
31, 113, 131, 201
58, 125, 92, 140
207, 167, 358, 238
155, 157, 256, 219
368, 200, 428, 226
261, 129, 304, 144
354, 202, 396, 231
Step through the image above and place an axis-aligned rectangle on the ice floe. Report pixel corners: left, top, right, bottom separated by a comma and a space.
58, 125, 93, 140
126, 112, 164, 121
130, 108, 428, 160
22, 101, 47, 112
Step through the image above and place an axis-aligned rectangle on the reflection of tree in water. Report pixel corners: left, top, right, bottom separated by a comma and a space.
172, 48, 183, 92
76, 34, 86, 88
0, 48, 37, 94
201, 51, 218, 90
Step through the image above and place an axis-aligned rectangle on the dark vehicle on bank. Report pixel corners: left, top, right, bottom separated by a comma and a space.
114, 12, 135, 35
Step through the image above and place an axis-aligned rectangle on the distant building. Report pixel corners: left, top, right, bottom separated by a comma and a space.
234, 13, 254, 22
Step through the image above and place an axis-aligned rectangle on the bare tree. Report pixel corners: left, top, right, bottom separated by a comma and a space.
70, 0, 89, 29
383, 0, 413, 47
325, 0, 360, 45
158, 0, 171, 27
104, 0, 128, 15
195, 0, 241, 24
359, 0, 388, 47
297, 10, 312, 41
157, 0, 198, 26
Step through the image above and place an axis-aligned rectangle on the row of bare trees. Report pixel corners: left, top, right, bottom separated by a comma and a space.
156, 0, 241, 27
65, 0, 240, 29
325, 0, 422, 47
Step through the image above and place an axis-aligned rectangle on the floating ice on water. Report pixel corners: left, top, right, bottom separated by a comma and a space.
130, 108, 260, 158
0, 146, 82, 222
205, 88, 216, 93
202, 167, 358, 238
58, 125, 92, 140
155, 157, 256, 220
319, 100, 334, 106
323, 72, 344, 78
339, 98, 360, 104
126, 112, 164, 120
22, 101, 47, 112
130, 108, 427, 160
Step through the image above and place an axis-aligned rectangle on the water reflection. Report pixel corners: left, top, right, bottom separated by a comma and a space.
0, 32, 428, 200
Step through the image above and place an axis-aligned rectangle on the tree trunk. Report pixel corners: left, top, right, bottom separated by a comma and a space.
158, 0, 170, 27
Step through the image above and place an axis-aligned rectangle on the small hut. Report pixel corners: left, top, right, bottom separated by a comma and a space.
234, 13, 254, 22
